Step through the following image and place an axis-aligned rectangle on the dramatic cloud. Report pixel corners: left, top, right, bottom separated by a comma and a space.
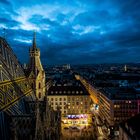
0, 0, 140, 64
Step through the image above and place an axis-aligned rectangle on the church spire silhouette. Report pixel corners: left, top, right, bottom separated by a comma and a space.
33, 31, 37, 50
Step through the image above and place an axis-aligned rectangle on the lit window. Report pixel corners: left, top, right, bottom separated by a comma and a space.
117, 105, 120, 108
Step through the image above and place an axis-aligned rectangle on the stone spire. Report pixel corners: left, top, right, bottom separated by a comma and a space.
33, 31, 37, 51
28, 32, 46, 100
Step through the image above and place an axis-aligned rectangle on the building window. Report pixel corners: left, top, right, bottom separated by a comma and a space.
31, 83, 34, 89
85, 106, 88, 109
59, 98, 62, 101
39, 92, 41, 98
39, 83, 41, 89
51, 98, 53, 101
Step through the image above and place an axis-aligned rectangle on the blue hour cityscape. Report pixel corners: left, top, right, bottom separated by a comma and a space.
0, 0, 140, 140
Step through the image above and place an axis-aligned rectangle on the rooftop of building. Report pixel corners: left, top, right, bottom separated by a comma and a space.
99, 87, 140, 100
47, 85, 89, 96
94, 72, 140, 80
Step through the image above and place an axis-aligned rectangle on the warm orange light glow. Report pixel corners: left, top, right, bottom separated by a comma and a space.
75, 75, 98, 104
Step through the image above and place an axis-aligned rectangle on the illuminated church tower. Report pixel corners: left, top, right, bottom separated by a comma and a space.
28, 32, 46, 100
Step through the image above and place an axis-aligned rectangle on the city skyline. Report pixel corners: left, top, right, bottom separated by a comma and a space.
0, 0, 140, 65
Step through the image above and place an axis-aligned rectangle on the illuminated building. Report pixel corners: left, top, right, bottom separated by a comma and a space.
47, 80, 92, 125
75, 75, 98, 104
63, 64, 71, 70
98, 87, 140, 128
47, 85, 91, 115
124, 65, 127, 72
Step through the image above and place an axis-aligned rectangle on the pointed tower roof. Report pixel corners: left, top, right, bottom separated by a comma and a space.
33, 31, 37, 50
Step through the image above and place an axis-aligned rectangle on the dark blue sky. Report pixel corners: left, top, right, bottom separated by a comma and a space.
0, 0, 140, 65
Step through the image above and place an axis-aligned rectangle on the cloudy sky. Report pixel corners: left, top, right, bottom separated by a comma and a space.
0, 0, 140, 65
